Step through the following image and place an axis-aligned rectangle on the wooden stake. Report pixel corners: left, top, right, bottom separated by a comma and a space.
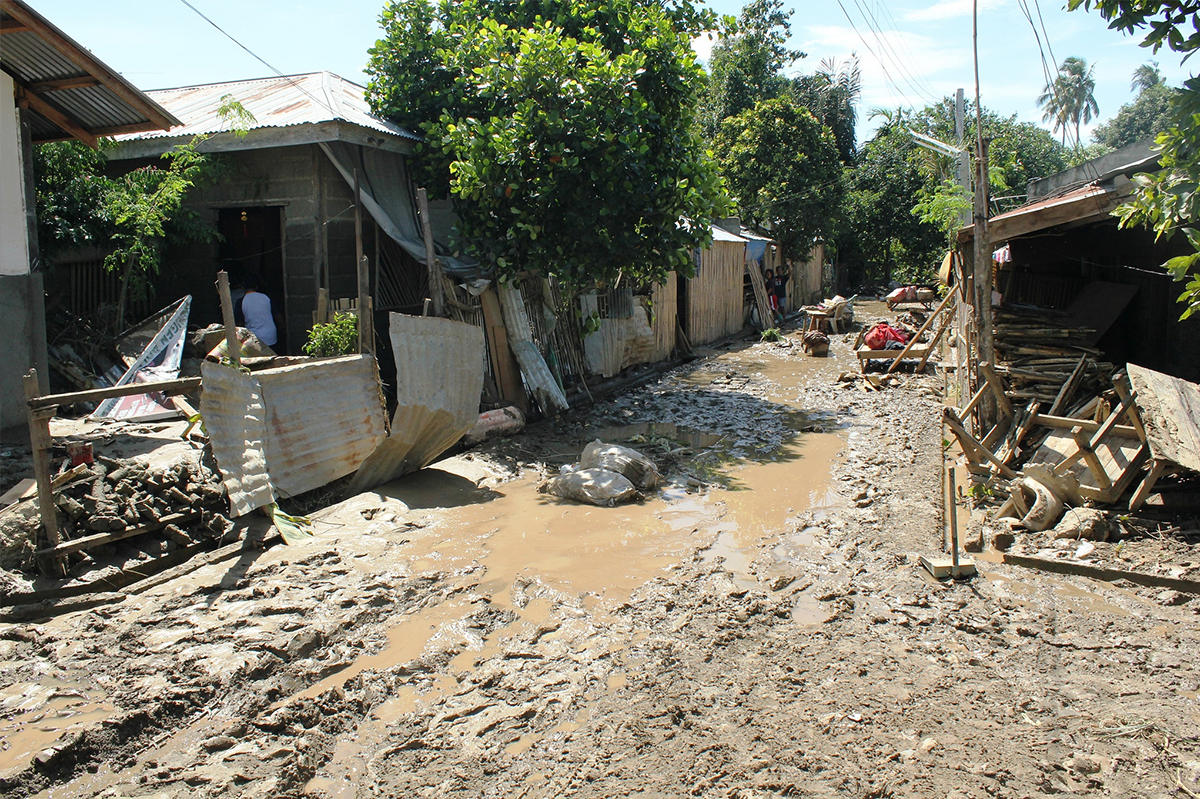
948, 467, 960, 569
23, 371, 65, 577
216, 270, 239, 366
354, 170, 373, 355
416, 188, 444, 317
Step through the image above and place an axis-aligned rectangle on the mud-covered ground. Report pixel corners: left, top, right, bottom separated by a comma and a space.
3, 307, 1200, 799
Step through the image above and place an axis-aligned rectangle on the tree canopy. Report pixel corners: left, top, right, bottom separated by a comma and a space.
1093, 65, 1179, 149
713, 97, 842, 260
366, 0, 730, 289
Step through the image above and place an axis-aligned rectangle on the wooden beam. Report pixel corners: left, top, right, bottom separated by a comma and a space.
1129, 458, 1170, 511
1070, 427, 1112, 491
24, 372, 64, 577
978, 361, 1013, 419
36, 512, 200, 557
417, 188, 444, 317
216, 271, 239, 367
28, 376, 201, 410
26, 75, 99, 92
0, 0, 178, 131
1030, 413, 1139, 439
17, 86, 97, 147
943, 407, 1018, 479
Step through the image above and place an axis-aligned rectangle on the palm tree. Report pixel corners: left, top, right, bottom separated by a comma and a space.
791, 55, 862, 163
1038, 56, 1100, 148
1131, 62, 1164, 94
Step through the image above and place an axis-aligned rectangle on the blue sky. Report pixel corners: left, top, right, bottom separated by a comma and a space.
25, 0, 1195, 144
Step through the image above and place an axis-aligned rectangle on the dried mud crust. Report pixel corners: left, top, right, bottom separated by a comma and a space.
3, 330, 1199, 798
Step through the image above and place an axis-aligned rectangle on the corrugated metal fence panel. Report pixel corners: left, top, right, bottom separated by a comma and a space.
349, 315, 486, 493
256, 355, 387, 498
651, 273, 677, 363
199, 361, 276, 517
687, 240, 746, 346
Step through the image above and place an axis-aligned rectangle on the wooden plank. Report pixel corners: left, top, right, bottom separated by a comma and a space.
1002, 552, 1200, 595
480, 287, 526, 413
1129, 458, 1170, 511
1071, 427, 1112, 491
0, 479, 36, 508
24, 371, 64, 577
26, 76, 100, 92
29, 376, 201, 410
745, 259, 774, 330
35, 511, 200, 557
216, 270, 239, 366
1047, 354, 1088, 417
943, 408, 1018, 479
1110, 376, 1147, 443
1031, 413, 1140, 439
978, 361, 1013, 419
916, 299, 955, 371
1126, 365, 1200, 473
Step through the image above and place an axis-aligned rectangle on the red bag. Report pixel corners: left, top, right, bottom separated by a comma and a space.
865, 323, 909, 350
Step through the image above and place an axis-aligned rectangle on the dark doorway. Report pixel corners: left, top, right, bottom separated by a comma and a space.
217, 206, 287, 353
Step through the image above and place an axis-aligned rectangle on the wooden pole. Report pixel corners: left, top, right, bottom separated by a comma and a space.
416, 188, 444, 317
24, 371, 65, 577
29, 376, 201, 410
948, 466, 960, 568
216, 270, 239, 366
354, 170, 373, 355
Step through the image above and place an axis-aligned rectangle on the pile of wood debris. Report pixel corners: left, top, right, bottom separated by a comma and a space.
0, 453, 233, 578
945, 359, 1200, 576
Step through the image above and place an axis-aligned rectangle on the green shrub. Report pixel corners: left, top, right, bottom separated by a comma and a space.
303, 312, 358, 357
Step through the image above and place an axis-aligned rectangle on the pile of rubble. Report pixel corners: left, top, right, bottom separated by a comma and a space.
0, 453, 232, 577
993, 305, 1113, 407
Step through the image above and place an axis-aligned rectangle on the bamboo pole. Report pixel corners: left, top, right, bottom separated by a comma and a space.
885, 289, 955, 375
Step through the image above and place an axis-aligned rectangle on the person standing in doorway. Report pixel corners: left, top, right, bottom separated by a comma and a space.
240, 273, 278, 349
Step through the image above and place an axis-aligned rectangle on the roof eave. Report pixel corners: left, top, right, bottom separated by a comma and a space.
105, 119, 417, 161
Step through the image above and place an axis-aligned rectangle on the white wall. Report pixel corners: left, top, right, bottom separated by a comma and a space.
0, 71, 31, 277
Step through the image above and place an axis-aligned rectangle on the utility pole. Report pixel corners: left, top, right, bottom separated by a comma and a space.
955, 88, 970, 226
972, 0, 996, 428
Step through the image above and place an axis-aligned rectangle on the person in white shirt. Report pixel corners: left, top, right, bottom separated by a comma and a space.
240, 273, 278, 348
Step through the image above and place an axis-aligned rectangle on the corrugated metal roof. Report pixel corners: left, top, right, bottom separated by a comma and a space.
712, 224, 748, 243
958, 182, 1125, 244
109, 71, 420, 145
0, 0, 179, 144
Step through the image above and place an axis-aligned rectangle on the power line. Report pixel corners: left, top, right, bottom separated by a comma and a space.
851, 0, 939, 104
176, 0, 337, 119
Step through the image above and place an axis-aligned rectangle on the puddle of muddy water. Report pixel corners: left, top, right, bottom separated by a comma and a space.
0, 681, 116, 781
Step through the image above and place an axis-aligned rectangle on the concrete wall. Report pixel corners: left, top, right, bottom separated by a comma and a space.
105, 143, 400, 353
1, 72, 30, 277
0, 273, 48, 441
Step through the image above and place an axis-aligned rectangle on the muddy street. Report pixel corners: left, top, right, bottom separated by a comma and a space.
3, 312, 1199, 799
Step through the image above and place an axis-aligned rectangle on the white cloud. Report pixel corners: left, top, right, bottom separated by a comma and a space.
905, 0, 1004, 22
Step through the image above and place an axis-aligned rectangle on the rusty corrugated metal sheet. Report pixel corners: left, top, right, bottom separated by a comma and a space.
108, 71, 419, 144
199, 361, 275, 517
255, 355, 388, 498
349, 315, 486, 494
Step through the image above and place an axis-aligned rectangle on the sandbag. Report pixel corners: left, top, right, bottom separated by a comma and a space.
579, 440, 660, 489
544, 467, 638, 507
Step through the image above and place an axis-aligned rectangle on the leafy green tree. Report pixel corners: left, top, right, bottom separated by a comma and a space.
713, 97, 842, 260
1093, 82, 1178, 148
1037, 56, 1100, 147
367, 0, 730, 289
33, 95, 253, 322
837, 120, 944, 286
1069, 0, 1200, 317
697, 0, 802, 140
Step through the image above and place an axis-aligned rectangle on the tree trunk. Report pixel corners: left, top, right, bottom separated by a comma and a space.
115, 256, 135, 328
